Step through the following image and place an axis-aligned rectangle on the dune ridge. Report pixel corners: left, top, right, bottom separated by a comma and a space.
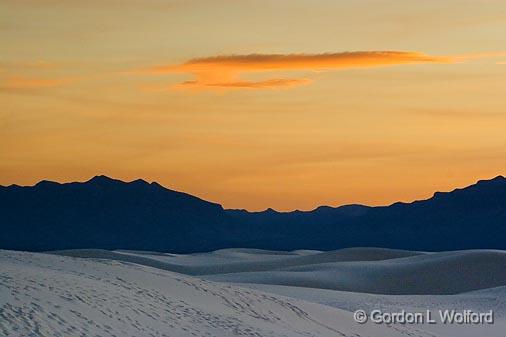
51, 248, 506, 295
51, 247, 423, 276
206, 250, 506, 295
0, 250, 438, 337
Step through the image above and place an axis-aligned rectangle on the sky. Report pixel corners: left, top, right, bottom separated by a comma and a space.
1, 0, 506, 211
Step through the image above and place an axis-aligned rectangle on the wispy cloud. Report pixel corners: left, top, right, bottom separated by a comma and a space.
173, 78, 312, 90
141, 51, 451, 91
153, 51, 448, 73
453, 51, 506, 62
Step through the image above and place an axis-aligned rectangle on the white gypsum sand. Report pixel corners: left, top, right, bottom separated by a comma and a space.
0, 249, 437, 337
2, 248, 506, 337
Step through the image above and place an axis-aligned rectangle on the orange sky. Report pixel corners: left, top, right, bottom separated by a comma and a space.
1, 0, 506, 210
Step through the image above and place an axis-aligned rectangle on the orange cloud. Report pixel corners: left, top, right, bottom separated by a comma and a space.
159, 51, 448, 72
174, 78, 312, 90
142, 51, 451, 91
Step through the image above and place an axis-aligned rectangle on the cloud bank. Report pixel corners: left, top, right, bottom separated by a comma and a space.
144, 51, 451, 90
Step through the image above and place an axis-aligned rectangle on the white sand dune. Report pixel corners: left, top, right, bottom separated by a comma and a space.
52, 248, 506, 295
238, 284, 506, 337
205, 250, 506, 295
0, 250, 438, 337
3, 248, 506, 337
51, 247, 423, 276
239, 284, 506, 317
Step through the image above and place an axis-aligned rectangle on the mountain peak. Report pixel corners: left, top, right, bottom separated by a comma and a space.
87, 175, 121, 185
130, 178, 149, 185
482, 175, 505, 183
86, 176, 155, 187
264, 207, 278, 214
35, 180, 60, 188
469, 175, 506, 190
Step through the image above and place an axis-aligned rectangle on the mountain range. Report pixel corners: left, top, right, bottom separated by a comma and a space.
1, 175, 505, 252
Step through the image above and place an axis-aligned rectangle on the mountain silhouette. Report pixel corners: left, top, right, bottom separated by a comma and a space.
1, 175, 505, 252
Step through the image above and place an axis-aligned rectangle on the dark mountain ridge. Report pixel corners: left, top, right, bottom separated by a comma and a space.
1, 175, 505, 252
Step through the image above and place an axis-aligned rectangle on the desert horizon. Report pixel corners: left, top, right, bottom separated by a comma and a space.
3, 173, 505, 212
2, 175, 506, 336
2, 1, 506, 336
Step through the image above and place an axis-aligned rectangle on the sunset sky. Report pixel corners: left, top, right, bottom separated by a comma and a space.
1, 0, 506, 210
